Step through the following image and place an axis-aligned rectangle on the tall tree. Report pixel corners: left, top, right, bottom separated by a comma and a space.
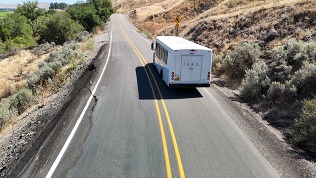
87, 0, 115, 20
34, 13, 83, 44
66, 3, 101, 32
0, 13, 33, 41
0, 13, 36, 49
15, 1, 45, 22
60, 3, 68, 9
50, 3, 55, 9
54, 2, 59, 9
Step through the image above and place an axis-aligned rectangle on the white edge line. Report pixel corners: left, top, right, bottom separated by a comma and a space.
46, 30, 113, 178
120, 15, 149, 43
123, 15, 151, 44
134, 30, 151, 44
203, 88, 217, 101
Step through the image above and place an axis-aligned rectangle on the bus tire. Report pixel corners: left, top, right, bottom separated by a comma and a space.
160, 70, 163, 81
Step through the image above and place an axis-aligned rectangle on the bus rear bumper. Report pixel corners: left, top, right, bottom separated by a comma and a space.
169, 83, 210, 88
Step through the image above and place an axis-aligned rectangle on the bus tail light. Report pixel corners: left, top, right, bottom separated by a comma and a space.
207, 72, 210, 80
171, 72, 174, 79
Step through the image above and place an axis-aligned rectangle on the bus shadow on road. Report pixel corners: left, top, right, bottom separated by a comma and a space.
135, 63, 203, 100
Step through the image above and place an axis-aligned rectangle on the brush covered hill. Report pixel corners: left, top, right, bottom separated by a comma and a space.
113, 0, 316, 157
114, 0, 315, 52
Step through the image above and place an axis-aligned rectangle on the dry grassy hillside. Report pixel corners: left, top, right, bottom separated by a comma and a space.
114, 0, 315, 52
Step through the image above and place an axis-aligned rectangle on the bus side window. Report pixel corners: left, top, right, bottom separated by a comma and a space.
159, 47, 162, 60
163, 49, 167, 64
155, 44, 168, 65
156, 44, 159, 55
156, 44, 159, 54
162, 48, 167, 65
165, 51, 168, 64
156, 44, 159, 59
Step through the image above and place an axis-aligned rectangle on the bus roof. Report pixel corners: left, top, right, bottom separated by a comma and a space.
156, 36, 211, 51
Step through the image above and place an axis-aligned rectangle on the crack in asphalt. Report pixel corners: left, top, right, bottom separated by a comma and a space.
91, 95, 98, 112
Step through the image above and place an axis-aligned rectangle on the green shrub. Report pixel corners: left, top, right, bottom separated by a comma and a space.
292, 97, 316, 153
15, 1, 45, 22
37, 61, 47, 68
66, 41, 78, 50
88, 0, 116, 20
270, 46, 292, 82
66, 3, 101, 32
26, 73, 40, 90
34, 13, 83, 45
286, 61, 316, 97
271, 46, 287, 62
0, 13, 36, 51
28, 41, 83, 92
223, 43, 261, 81
45, 50, 58, 63
266, 81, 286, 103
212, 52, 224, 74
0, 98, 15, 126
69, 59, 78, 72
86, 38, 94, 50
48, 60, 62, 72
59, 47, 74, 64
0, 40, 6, 54
286, 40, 316, 67
74, 31, 91, 42
13, 88, 36, 114
5, 36, 37, 51
33, 42, 56, 56
240, 61, 270, 101
273, 40, 316, 72
270, 59, 292, 83
35, 64, 55, 81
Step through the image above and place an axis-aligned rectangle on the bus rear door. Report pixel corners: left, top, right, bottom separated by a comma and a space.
180, 55, 202, 81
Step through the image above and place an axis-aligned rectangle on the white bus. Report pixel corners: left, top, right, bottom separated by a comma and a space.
151, 36, 212, 88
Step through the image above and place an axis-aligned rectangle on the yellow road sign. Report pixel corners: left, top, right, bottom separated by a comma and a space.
174, 16, 180, 29
174, 17, 181, 23
175, 23, 180, 29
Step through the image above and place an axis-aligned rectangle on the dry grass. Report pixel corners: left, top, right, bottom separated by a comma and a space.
187, 0, 313, 28
121, 0, 314, 42
0, 39, 92, 137
0, 51, 49, 99
93, 25, 104, 35
0, 38, 93, 101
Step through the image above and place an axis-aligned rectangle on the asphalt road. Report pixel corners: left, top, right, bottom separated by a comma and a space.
23, 14, 280, 178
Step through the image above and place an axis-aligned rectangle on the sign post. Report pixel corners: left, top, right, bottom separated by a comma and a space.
174, 16, 181, 36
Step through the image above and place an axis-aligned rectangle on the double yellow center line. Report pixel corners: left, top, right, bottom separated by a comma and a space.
119, 22, 185, 178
